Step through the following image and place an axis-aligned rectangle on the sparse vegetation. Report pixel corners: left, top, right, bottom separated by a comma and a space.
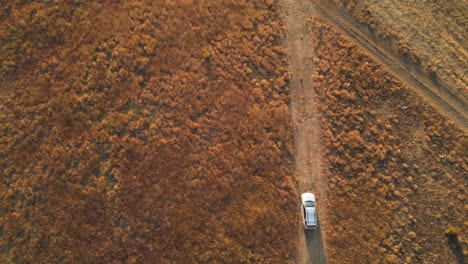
330, 0, 467, 98
311, 18, 467, 263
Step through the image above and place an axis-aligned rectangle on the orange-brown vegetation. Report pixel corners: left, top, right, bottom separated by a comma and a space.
330, 0, 467, 97
0, 1, 297, 262
311, 19, 467, 263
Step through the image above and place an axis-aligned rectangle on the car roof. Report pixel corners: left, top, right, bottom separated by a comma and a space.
306, 207, 317, 224
301, 192, 315, 202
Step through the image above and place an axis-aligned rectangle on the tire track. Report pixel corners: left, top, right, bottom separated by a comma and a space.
278, 0, 327, 263
313, 0, 467, 130
280, 0, 466, 262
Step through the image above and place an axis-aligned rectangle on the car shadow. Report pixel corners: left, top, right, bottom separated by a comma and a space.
304, 211, 326, 264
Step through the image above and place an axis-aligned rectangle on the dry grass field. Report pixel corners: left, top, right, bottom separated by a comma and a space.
311, 19, 467, 263
1, 1, 466, 263
0, 1, 298, 262
331, 0, 467, 102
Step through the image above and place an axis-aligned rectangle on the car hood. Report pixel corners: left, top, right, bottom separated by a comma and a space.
301, 193, 315, 202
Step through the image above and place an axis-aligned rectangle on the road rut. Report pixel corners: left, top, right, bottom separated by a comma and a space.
279, 0, 327, 263
280, 0, 467, 263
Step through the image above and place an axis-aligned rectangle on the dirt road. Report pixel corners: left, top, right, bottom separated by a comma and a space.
279, 0, 326, 263
280, 0, 467, 263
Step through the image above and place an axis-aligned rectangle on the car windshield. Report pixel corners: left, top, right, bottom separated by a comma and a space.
304, 201, 315, 207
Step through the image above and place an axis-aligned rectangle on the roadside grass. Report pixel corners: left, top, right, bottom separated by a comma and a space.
311, 18, 466, 263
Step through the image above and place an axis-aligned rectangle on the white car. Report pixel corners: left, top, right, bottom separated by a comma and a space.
301, 192, 317, 229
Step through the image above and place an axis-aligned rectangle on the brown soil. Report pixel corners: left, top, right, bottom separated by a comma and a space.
279, 0, 326, 263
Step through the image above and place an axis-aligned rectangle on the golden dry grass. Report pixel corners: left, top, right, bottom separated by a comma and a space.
0, 1, 297, 262
331, 0, 467, 99
311, 19, 467, 263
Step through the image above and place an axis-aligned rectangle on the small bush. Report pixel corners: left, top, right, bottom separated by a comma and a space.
445, 226, 460, 238
202, 50, 211, 60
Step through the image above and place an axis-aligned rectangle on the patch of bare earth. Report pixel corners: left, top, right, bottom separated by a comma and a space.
279, 0, 327, 263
